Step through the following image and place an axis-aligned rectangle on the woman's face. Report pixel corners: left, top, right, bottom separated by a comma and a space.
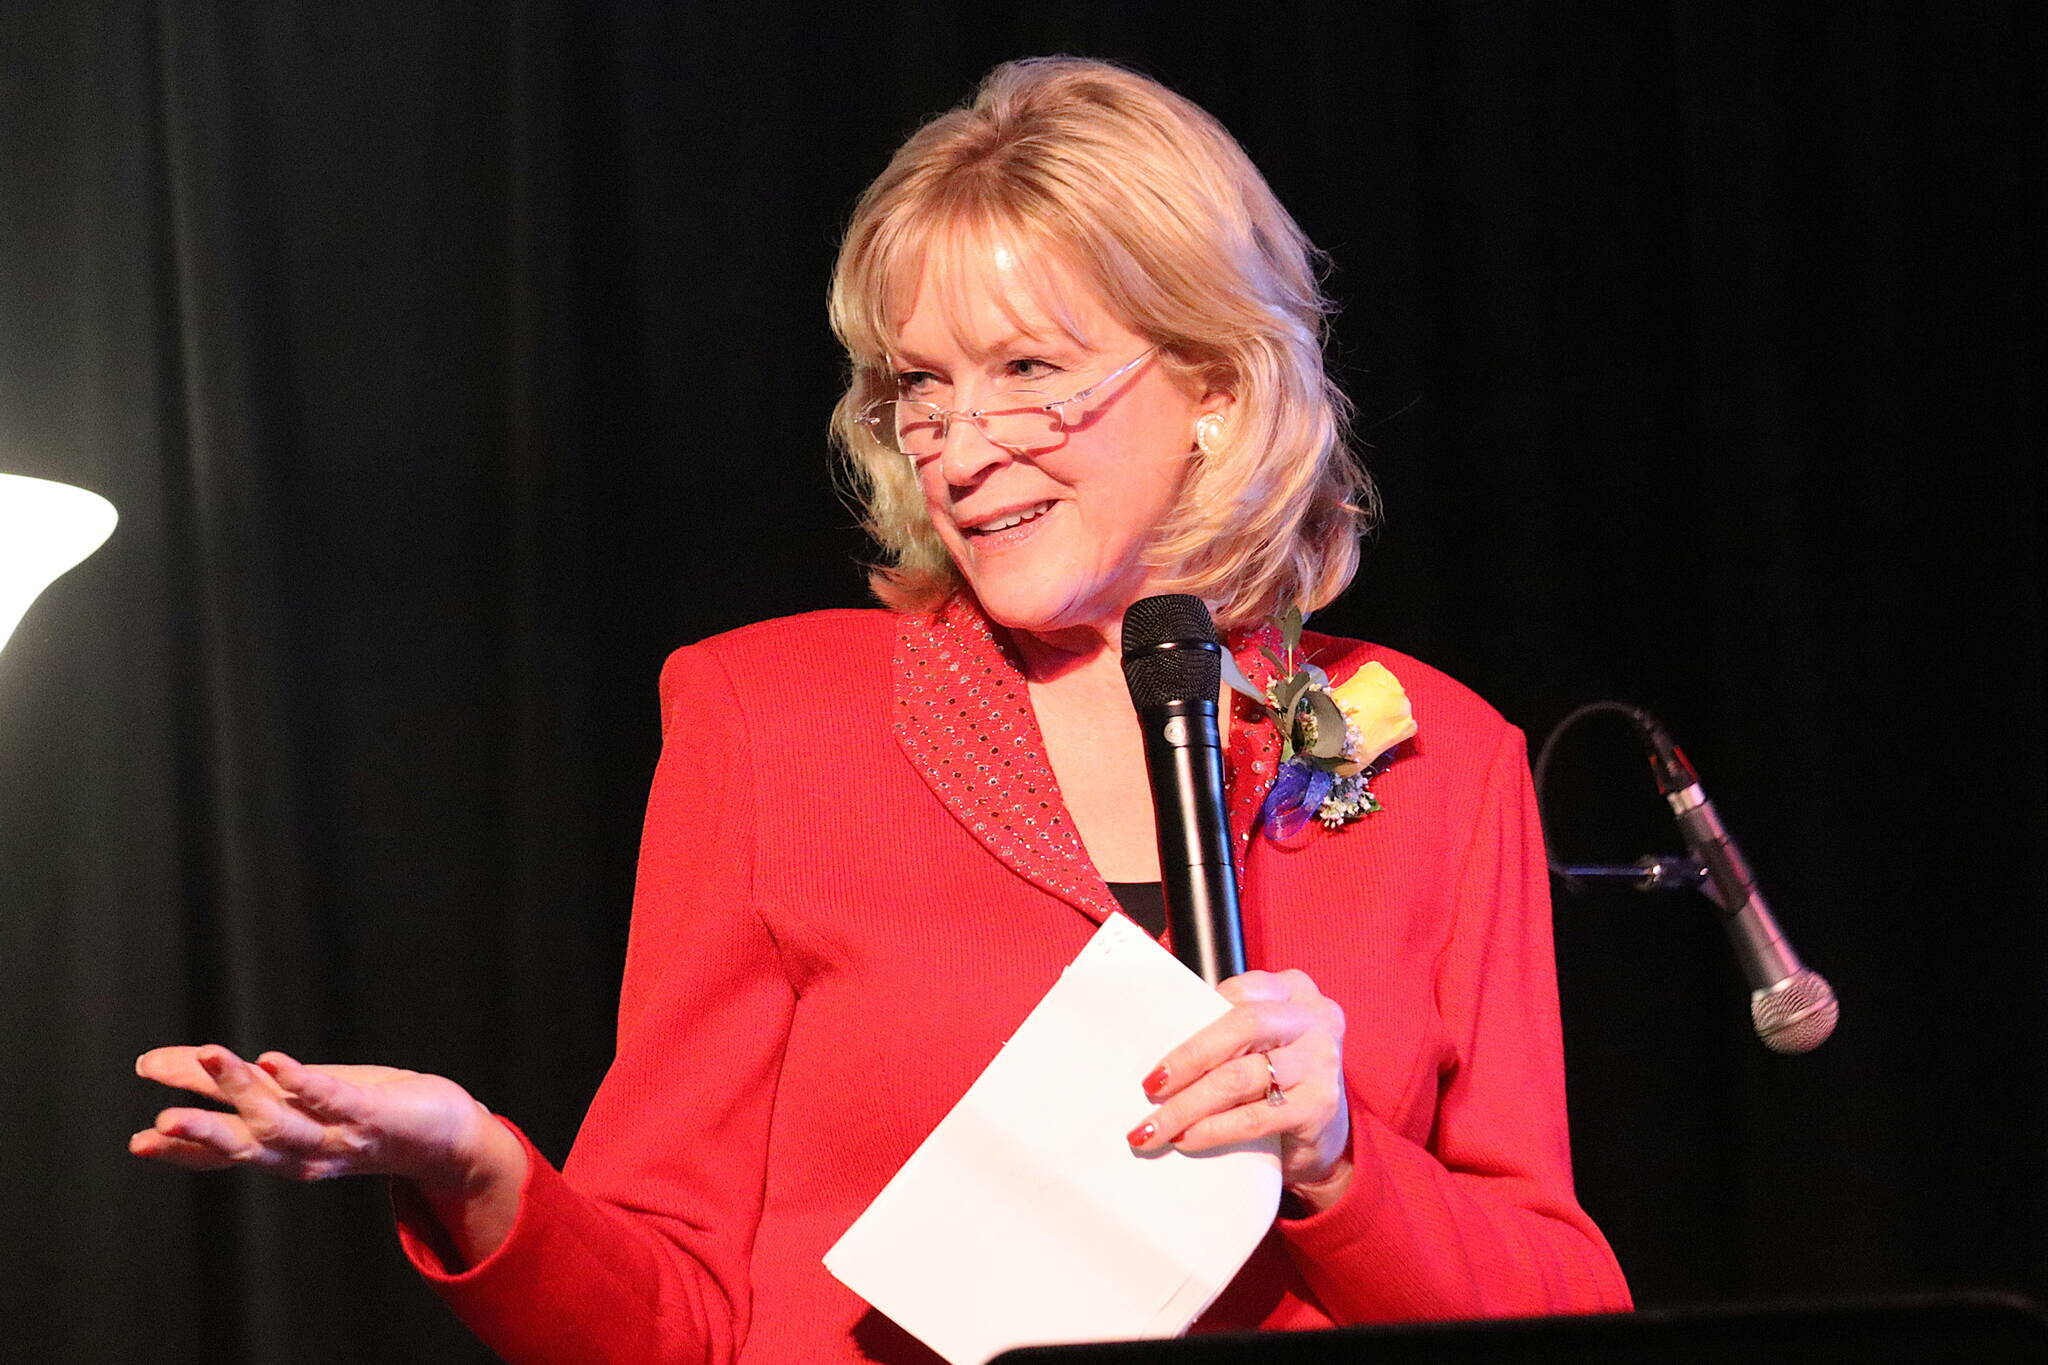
894, 248, 1226, 646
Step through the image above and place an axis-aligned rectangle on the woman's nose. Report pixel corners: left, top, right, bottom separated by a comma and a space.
936, 416, 1011, 486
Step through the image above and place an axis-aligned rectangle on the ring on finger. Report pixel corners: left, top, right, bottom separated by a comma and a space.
1261, 1052, 1286, 1107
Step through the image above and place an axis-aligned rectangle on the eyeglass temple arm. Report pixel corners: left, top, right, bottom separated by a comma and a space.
1028, 346, 1158, 416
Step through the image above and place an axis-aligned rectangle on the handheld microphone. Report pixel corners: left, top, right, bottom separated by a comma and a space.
1120, 595, 1245, 985
1634, 714, 1839, 1054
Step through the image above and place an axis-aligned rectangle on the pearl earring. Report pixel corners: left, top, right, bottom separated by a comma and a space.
1194, 414, 1224, 455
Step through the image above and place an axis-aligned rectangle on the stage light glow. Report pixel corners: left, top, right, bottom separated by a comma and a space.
0, 473, 118, 658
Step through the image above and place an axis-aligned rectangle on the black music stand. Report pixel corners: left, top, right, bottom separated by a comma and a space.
989, 1291, 2048, 1364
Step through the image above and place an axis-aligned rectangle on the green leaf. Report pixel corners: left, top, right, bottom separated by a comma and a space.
1303, 689, 1350, 760
1271, 671, 1311, 720
1258, 645, 1288, 676
1280, 604, 1303, 655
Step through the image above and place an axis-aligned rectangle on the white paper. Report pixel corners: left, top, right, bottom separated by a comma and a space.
823, 914, 1282, 1365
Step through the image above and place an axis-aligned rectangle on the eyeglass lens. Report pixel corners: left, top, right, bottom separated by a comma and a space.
878, 398, 1067, 458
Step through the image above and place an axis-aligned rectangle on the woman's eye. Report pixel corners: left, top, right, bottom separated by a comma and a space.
895, 370, 940, 394
1006, 357, 1063, 385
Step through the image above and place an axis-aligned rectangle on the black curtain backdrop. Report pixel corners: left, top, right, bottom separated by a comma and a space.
0, 3, 2040, 1361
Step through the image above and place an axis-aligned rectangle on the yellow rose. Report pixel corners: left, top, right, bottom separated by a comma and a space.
1328, 661, 1417, 776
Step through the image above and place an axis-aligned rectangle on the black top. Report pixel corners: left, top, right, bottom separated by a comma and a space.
1105, 881, 1166, 940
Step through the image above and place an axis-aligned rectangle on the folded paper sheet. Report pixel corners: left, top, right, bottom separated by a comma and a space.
824, 914, 1282, 1365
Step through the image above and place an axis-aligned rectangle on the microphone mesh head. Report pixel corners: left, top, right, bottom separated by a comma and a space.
1120, 595, 1221, 709
1752, 970, 1839, 1054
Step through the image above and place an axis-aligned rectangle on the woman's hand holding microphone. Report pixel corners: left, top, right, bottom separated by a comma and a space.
1124, 967, 1355, 1212
130, 1044, 526, 1266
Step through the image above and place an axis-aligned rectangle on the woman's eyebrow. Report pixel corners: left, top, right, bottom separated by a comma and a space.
894, 333, 1082, 368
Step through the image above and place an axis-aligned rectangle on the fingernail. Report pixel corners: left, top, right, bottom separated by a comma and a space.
1142, 1065, 1168, 1096
1126, 1121, 1157, 1147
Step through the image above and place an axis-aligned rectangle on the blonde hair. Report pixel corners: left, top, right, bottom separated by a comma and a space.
827, 56, 1375, 630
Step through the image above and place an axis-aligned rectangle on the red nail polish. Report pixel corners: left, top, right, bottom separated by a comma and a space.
1126, 1121, 1157, 1147
1142, 1065, 1169, 1096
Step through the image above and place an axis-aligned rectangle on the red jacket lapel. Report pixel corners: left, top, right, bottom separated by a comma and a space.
892, 596, 1285, 927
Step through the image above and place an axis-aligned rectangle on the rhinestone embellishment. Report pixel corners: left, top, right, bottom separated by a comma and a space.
892, 597, 1286, 925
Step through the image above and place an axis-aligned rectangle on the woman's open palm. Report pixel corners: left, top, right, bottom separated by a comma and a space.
131, 1045, 494, 1192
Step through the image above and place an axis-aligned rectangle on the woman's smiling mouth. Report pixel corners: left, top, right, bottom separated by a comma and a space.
961, 499, 1058, 540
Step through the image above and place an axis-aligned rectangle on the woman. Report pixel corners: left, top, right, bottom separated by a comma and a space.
131, 57, 1630, 1361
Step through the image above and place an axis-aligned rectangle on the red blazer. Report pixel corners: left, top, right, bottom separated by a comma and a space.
397, 597, 1630, 1363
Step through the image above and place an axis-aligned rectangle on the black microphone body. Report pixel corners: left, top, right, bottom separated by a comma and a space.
1135, 694, 1244, 983
1121, 595, 1246, 985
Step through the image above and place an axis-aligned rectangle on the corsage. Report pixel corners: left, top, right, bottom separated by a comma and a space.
1248, 607, 1417, 841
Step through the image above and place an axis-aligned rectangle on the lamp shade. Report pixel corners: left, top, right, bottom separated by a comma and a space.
0, 473, 118, 657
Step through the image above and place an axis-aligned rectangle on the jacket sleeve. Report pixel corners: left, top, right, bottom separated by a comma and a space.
1273, 727, 1632, 1321
394, 641, 794, 1364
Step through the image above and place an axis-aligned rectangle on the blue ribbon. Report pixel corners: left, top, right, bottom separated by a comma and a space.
1258, 759, 1332, 843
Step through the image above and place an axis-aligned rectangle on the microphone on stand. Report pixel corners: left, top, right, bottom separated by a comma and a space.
1631, 713, 1840, 1054
1120, 595, 1245, 986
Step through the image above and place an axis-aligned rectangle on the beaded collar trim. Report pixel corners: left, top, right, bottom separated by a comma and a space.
891, 595, 1285, 926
